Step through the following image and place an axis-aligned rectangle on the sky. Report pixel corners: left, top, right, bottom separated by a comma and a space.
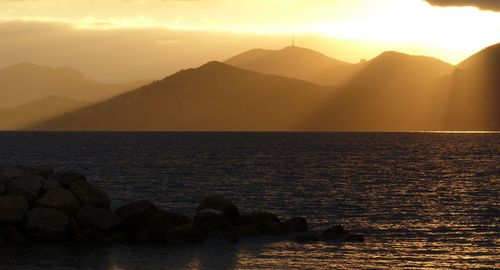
1, 0, 499, 82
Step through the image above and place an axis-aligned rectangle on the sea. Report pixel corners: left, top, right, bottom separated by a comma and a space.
0, 132, 498, 269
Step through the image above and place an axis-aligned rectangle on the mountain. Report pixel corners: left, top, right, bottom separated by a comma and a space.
0, 96, 89, 130
442, 43, 500, 130
304, 51, 454, 131
0, 63, 151, 108
225, 46, 359, 86
29, 62, 335, 131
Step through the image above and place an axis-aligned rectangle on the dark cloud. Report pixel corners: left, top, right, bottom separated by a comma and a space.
424, 0, 500, 11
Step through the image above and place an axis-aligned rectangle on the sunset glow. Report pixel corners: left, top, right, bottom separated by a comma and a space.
1, 0, 499, 65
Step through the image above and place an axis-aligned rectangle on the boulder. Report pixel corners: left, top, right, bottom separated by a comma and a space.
321, 224, 345, 240
36, 187, 80, 216
42, 178, 61, 191
69, 181, 110, 209
163, 223, 204, 243
283, 217, 308, 232
115, 200, 159, 233
194, 209, 232, 233
16, 167, 53, 178
147, 211, 191, 241
25, 207, 70, 241
197, 194, 240, 223
0, 225, 28, 244
0, 167, 32, 179
6, 175, 44, 203
295, 232, 320, 243
322, 225, 364, 242
51, 172, 86, 188
0, 195, 29, 223
76, 206, 120, 231
239, 212, 280, 233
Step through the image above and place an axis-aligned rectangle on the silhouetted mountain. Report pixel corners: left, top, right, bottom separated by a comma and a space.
305, 51, 454, 131
0, 63, 150, 108
225, 48, 275, 66
0, 96, 89, 130
30, 62, 335, 131
225, 46, 358, 86
443, 43, 500, 130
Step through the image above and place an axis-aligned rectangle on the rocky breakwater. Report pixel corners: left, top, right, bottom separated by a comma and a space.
0, 167, 364, 245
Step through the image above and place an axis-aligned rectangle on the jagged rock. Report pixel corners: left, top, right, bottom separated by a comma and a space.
51, 172, 87, 188
6, 175, 44, 203
163, 223, 204, 243
0, 167, 32, 179
69, 181, 110, 209
42, 178, 61, 191
194, 209, 232, 234
321, 224, 344, 239
239, 212, 280, 233
16, 167, 53, 178
147, 211, 191, 242
76, 206, 120, 231
36, 187, 80, 216
322, 225, 364, 242
0, 225, 28, 244
0, 195, 29, 223
115, 200, 159, 233
197, 194, 240, 222
295, 232, 320, 243
283, 217, 308, 232
25, 207, 70, 241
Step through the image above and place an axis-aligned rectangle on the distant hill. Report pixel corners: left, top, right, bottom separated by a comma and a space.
442, 43, 500, 130
27, 44, 499, 131
29, 62, 335, 131
225, 46, 359, 86
304, 51, 454, 131
0, 96, 89, 130
0, 63, 150, 108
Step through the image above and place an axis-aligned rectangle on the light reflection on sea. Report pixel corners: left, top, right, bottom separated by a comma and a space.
0, 132, 498, 269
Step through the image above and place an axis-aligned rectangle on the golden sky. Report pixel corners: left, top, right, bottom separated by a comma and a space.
1, 0, 499, 82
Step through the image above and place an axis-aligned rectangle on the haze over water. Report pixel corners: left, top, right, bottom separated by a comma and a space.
0, 132, 498, 269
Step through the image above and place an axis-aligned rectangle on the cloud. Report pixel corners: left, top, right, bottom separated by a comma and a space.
424, 0, 500, 11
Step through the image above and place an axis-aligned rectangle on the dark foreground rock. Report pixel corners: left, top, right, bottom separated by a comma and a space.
0, 166, 365, 245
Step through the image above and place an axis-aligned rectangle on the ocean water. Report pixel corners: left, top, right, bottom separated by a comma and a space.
0, 132, 498, 269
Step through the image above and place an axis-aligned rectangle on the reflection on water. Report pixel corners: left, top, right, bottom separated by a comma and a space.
0, 132, 498, 269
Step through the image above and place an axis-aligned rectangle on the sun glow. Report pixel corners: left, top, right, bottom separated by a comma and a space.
0, 0, 499, 64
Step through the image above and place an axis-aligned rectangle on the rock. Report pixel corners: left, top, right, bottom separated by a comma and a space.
42, 178, 61, 191
0, 167, 32, 179
239, 212, 280, 233
16, 167, 53, 178
322, 225, 364, 242
295, 232, 320, 243
163, 223, 204, 243
0, 195, 29, 223
69, 181, 110, 209
36, 187, 80, 216
197, 194, 240, 223
321, 224, 345, 240
6, 175, 44, 203
147, 211, 191, 242
0, 225, 28, 243
115, 200, 159, 233
25, 207, 70, 241
194, 209, 232, 233
76, 206, 120, 231
0, 183, 5, 194
51, 172, 86, 188
283, 217, 308, 232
